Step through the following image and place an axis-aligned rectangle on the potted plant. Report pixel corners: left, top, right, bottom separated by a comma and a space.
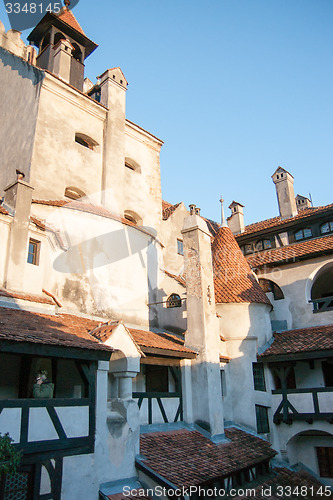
0, 433, 22, 478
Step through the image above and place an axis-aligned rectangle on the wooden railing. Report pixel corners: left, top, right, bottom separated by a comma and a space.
133, 392, 183, 425
0, 398, 94, 455
309, 296, 333, 313
272, 387, 333, 424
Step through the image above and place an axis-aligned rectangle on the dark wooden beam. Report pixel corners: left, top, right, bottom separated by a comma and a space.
141, 347, 196, 359
140, 356, 181, 366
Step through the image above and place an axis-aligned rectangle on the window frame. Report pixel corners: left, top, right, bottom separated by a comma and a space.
316, 447, 333, 478
27, 238, 40, 266
177, 239, 184, 256
253, 363, 266, 392
255, 405, 270, 434
320, 221, 333, 235
294, 227, 312, 241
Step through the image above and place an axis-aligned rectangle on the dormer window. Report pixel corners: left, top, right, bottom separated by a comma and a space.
65, 187, 86, 201
125, 157, 141, 173
321, 221, 333, 234
75, 133, 97, 151
295, 228, 312, 241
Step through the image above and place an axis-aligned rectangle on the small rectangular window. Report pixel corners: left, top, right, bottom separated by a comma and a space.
27, 239, 40, 266
255, 405, 270, 434
316, 447, 333, 478
177, 239, 184, 255
253, 363, 266, 391
220, 369, 227, 397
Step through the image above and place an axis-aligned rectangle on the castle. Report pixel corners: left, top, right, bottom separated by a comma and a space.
0, 4, 332, 499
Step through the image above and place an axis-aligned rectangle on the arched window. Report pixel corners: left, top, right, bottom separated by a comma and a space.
124, 210, 142, 226
321, 221, 333, 235
124, 157, 141, 173
254, 239, 272, 252
71, 43, 82, 62
258, 279, 284, 300
40, 33, 50, 52
295, 228, 312, 241
310, 264, 333, 313
53, 32, 66, 47
64, 187, 86, 201
166, 294, 182, 308
75, 133, 98, 151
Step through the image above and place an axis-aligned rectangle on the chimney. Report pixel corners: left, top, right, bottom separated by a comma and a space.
272, 167, 297, 219
52, 38, 74, 84
99, 68, 128, 212
227, 201, 245, 235
181, 207, 224, 439
295, 194, 312, 211
4, 172, 34, 291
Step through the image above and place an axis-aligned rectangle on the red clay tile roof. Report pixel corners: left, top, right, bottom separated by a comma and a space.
259, 324, 333, 358
204, 218, 220, 237
0, 289, 53, 305
57, 8, 86, 36
233, 467, 323, 500
0, 307, 112, 353
212, 226, 271, 305
236, 203, 333, 237
91, 323, 196, 356
139, 427, 276, 488
246, 235, 333, 268
163, 270, 186, 287
162, 201, 181, 220
0, 205, 9, 216
32, 200, 163, 246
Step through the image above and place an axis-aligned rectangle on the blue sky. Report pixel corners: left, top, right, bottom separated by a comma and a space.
1, 0, 332, 225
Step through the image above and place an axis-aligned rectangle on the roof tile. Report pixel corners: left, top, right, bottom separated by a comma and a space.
212, 227, 270, 305
260, 324, 333, 358
139, 427, 276, 488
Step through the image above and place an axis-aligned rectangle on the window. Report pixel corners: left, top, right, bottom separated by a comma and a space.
322, 360, 333, 387
124, 210, 142, 226
295, 228, 312, 241
255, 405, 270, 434
145, 365, 168, 392
53, 32, 66, 47
177, 239, 184, 255
316, 447, 333, 478
220, 369, 227, 397
75, 133, 97, 151
27, 239, 40, 265
64, 186, 86, 201
244, 244, 253, 255
166, 293, 182, 308
254, 239, 272, 252
310, 263, 333, 313
321, 221, 333, 234
253, 363, 266, 391
124, 157, 141, 173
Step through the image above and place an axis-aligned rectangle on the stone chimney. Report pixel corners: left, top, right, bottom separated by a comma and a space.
99, 68, 128, 212
272, 167, 297, 219
181, 205, 224, 439
52, 38, 74, 84
4, 172, 34, 291
227, 201, 245, 235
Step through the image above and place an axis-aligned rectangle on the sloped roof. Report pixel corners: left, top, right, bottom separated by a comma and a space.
162, 200, 181, 220
259, 324, 333, 359
0, 205, 9, 216
0, 307, 112, 354
91, 323, 196, 357
246, 234, 333, 268
0, 289, 53, 305
163, 270, 186, 287
138, 427, 276, 488
235, 203, 333, 237
57, 7, 86, 36
212, 226, 271, 305
233, 468, 323, 500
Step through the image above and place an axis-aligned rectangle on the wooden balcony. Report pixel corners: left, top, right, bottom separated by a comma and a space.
133, 392, 183, 425
309, 296, 333, 313
272, 386, 333, 425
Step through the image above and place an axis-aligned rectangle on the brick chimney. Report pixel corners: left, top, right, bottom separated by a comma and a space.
181, 205, 224, 439
272, 167, 297, 219
227, 201, 245, 235
52, 38, 74, 84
